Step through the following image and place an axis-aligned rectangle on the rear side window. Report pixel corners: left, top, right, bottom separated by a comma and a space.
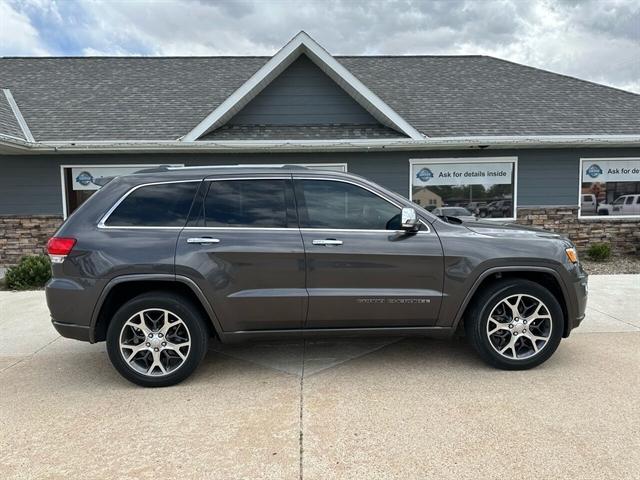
201, 179, 294, 228
105, 182, 199, 227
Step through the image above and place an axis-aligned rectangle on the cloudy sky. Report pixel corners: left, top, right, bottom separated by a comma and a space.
2, 0, 639, 93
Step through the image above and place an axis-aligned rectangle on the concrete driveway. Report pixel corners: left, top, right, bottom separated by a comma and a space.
1, 275, 639, 479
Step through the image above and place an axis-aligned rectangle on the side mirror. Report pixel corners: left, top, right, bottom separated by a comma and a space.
401, 207, 420, 232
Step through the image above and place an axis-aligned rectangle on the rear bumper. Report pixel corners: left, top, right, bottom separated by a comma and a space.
51, 320, 92, 341
45, 277, 99, 343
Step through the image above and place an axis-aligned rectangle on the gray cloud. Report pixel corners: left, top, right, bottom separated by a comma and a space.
1, 0, 639, 93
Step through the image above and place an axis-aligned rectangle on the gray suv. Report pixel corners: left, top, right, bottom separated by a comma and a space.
45, 166, 588, 387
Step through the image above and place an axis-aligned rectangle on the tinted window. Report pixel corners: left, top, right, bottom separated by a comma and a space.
203, 179, 291, 228
106, 182, 198, 227
297, 180, 400, 230
625, 196, 634, 204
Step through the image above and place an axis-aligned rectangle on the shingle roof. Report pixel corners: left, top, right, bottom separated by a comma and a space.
201, 123, 404, 140
0, 55, 638, 141
0, 90, 25, 140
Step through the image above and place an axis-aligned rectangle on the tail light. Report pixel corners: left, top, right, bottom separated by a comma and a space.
47, 237, 77, 263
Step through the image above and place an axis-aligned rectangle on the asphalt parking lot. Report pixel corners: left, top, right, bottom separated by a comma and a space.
1, 275, 639, 480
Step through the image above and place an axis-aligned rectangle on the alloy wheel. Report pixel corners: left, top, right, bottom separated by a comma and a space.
119, 308, 191, 376
486, 294, 553, 360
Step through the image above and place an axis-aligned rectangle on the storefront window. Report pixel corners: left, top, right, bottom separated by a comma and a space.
579, 158, 640, 218
410, 158, 517, 220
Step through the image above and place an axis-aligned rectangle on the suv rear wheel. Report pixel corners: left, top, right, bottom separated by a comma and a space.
106, 292, 209, 387
465, 279, 563, 370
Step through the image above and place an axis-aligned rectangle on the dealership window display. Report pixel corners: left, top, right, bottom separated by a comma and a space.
579, 158, 640, 218
410, 158, 517, 220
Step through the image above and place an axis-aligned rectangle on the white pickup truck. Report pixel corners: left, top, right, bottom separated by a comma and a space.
610, 194, 640, 216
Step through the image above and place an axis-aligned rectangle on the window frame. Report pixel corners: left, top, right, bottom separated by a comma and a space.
98, 179, 202, 229
577, 157, 640, 220
408, 157, 518, 222
293, 176, 431, 233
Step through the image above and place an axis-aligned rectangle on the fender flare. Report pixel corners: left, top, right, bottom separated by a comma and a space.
449, 265, 572, 333
89, 273, 223, 342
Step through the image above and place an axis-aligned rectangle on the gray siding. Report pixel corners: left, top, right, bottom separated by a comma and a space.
2, 148, 640, 215
227, 55, 379, 126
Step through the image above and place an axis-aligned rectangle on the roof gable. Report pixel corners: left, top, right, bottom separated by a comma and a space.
198, 54, 408, 140
182, 32, 423, 141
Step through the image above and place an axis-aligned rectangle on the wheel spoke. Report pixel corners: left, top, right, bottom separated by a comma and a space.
488, 319, 511, 335
165, 341, 190, 360
122, 343, 149, 362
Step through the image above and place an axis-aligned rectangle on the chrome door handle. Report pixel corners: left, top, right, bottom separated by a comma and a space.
312, 239, 343, 246
186, 237, 220, 244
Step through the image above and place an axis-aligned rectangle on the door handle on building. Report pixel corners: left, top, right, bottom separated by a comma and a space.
186, 237, 220, 244
312, 239, 343, 246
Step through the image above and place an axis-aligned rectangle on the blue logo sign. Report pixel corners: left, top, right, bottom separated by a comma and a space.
416, 167, 434, 182
75, 171, 94, 186
586, 164, 603, 179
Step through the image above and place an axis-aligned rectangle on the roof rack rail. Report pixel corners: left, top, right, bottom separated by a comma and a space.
164, 164, 309, 170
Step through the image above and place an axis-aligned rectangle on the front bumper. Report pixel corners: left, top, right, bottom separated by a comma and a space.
565, 266, 588, 336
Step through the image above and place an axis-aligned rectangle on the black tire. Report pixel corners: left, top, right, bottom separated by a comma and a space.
464, 279, 563, 370
106, 291, 209, 387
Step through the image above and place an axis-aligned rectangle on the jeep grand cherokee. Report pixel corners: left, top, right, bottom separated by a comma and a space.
45, 165, 588, 387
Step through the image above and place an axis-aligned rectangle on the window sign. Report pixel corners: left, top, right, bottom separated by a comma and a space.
410, 159, 517, 220
580, 158, 640, 218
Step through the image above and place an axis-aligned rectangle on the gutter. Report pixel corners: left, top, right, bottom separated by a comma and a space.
2, 134, 640, 154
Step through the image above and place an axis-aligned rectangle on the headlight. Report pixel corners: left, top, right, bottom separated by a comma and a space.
565, 247, 578, 264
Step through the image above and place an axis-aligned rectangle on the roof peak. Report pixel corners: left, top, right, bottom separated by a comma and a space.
181, 31, 423, 141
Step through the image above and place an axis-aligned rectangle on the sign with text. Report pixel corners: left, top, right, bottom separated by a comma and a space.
412, 162, 513, 187
581, 159, 640, 183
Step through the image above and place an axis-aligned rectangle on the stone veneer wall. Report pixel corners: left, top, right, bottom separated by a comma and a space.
0, 216, 62, 266
0, 210, 638, 266
516, 207, 640, 255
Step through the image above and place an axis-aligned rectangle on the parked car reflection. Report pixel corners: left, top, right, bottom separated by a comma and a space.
432, 206, 477, 222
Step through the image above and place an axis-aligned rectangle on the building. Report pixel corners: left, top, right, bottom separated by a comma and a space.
1, 32, 639, 265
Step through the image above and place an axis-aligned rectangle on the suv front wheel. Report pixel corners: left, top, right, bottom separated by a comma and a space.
465, 279, 563, 370
106, 292, 209, 387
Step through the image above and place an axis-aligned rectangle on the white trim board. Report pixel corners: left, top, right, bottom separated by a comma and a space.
409, 157, 519, 222
2, 89, 35, 142
181, 31, 423, 142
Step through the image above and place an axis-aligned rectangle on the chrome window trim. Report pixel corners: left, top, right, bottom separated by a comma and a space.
183, 227, 297, 232
300, 227, 430, 234
293, 176, 431, 234
97, 179, 202, 229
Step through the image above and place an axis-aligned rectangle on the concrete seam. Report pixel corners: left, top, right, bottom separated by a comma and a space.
587, 306, 640, 330
0, 336, 61, 374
